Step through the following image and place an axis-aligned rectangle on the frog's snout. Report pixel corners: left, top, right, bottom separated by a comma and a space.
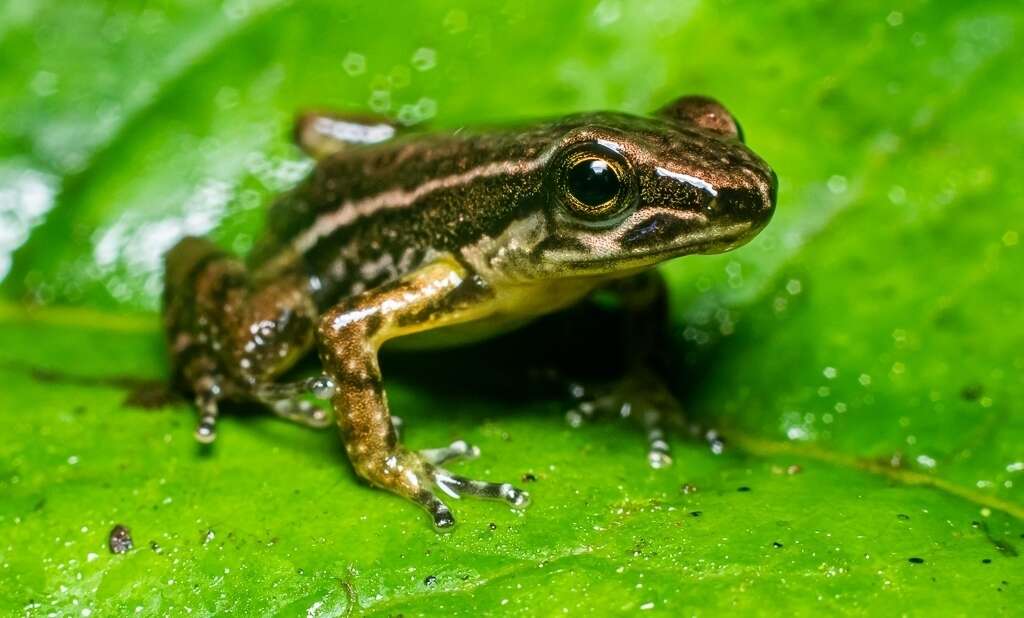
715, 164, 777, 237
767, 168, 779, 209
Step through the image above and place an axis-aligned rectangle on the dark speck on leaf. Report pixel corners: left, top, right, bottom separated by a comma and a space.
108, 524, 133, 554
960, 384, 984, 401
488, 522, 497, 531
897, 513, 910, 521
908, 557, 925, 564
521, 473, 536, 482
982, 559, 992, 564
737, 486, 751, 492
689, 511, 702, 517
971, 520, 982, 528
150, 541, 162, 554
423, 575, 437, 587
772, 542, 784, 548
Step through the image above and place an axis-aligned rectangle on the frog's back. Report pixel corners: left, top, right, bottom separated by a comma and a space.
247, 125, 556, 306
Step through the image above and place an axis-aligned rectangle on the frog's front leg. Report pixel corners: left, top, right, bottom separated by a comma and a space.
568, 270, 724, 467
316, 260, 529, 529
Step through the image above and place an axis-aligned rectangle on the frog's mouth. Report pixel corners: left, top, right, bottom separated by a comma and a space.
534, 220, 756, 276
619, 231, 753, 268
620, 210, 754, 252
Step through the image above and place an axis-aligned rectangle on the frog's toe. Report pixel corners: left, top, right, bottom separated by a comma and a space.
192, 379, 222, 444
564, 399, 598, 428
419, 439, 480, 465
433, 470, 530, 509
194, 413, 218, 444
645, 424, 673, 469
411, 489, 456, 530
703, 428, 726, 455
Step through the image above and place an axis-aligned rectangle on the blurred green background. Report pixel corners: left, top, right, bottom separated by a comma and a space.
1, 0, 1022, 615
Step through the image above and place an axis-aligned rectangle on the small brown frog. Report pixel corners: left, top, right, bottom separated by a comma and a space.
162, 96, 776, 528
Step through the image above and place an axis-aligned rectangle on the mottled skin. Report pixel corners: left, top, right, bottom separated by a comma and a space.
163, 96, 777, 529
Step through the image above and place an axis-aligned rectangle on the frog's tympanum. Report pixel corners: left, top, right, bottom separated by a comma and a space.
163, 96, 777, 529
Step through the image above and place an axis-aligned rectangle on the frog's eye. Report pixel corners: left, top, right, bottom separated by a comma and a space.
567, 159, 619, 208
555, 144, 635, 221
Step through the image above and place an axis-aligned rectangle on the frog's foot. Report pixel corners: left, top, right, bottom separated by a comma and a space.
255, 375, 336, 429
357, 448, 528, 530
565, 368, 723, 468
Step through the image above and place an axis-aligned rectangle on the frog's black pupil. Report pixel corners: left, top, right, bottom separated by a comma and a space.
567, 159, 619, 207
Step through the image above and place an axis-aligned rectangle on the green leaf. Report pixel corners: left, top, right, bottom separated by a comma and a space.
1, 1, 1021, 615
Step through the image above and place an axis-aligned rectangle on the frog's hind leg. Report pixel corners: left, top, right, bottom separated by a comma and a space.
163, 236, 319, 442
164, 238, 239, 442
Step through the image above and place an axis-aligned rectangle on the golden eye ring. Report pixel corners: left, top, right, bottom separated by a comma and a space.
554, 143, 635, 221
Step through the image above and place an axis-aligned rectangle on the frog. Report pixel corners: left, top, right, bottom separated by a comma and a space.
162, 95, 777, 529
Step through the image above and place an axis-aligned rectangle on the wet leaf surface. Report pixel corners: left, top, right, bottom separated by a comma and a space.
1, 1, 1022, 615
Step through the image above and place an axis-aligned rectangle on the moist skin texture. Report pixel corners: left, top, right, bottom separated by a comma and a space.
162, 95, 778, 529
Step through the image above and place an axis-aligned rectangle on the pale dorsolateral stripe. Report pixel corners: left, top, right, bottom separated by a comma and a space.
291, 156, 552, 256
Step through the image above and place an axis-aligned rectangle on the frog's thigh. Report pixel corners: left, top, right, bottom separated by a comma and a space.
316, 260, 492, 481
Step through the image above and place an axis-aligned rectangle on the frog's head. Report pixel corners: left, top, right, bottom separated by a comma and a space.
532, 95, 777, 277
